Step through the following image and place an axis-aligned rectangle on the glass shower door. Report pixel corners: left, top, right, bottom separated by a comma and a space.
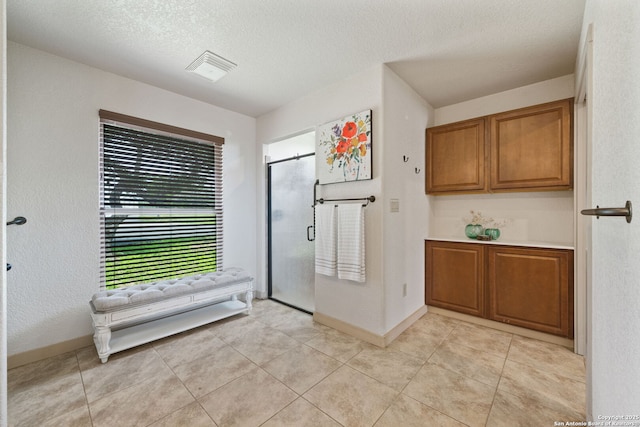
268, 153, 315, 313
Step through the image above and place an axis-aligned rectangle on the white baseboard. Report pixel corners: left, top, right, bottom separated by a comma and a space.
254, 290, 268, 299
313, 311, 386, 347
383, 305, 429, 346
313, 305, 429, 348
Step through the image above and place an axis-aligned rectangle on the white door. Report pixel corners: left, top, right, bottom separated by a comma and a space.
582, 4, 640, 417
1, 1, 7, 423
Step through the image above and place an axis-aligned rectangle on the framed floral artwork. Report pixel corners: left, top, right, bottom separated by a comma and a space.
317, 109, 372, 184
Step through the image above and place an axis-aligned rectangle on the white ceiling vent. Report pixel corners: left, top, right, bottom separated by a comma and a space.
186, 50, 237, 83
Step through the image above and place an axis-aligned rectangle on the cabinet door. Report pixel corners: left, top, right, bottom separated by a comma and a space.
487, 246, 573, 337
426, 118, 487, 194
425, 241, 485, 317
489, 98, 572, 192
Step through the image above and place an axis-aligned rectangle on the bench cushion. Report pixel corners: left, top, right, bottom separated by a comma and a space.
91, 267, 251, 313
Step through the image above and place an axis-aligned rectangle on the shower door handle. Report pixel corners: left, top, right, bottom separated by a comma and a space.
307, 225, 315, 242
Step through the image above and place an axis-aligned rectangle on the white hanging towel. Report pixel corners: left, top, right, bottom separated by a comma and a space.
337, 203, 366, 282
315, 204, 337, 276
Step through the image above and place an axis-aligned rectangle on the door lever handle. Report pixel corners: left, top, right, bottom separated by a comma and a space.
7, 216, 26, 226
581, 200, 632, 223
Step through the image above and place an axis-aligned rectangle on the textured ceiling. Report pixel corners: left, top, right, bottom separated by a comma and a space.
7, 0, 586, 117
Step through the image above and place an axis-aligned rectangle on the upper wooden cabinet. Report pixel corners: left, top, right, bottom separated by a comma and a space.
490, 99, 573, 191
425, 118, 487, 194
425, 98, 573, 195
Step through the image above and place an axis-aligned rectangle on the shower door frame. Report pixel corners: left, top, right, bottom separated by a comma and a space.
267, 152, 315, 314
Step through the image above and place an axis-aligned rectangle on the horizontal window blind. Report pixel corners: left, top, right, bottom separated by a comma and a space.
99, 115, 223, 289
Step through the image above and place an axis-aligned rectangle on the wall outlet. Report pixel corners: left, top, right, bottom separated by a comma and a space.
402, 283, 407, 297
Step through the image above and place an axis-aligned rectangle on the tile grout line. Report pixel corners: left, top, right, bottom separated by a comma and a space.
413, 321, 487, 427
205, 307, 348, 425
484, 332, 515, 426
229, 305, 350, 426
149, 345, 221, 426
68, 351, 96, 427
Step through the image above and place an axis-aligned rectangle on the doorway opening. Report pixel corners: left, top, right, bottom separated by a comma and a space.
266, 132, 316, 313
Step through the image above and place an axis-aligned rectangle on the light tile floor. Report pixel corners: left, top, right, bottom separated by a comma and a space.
8, 299, 586, 426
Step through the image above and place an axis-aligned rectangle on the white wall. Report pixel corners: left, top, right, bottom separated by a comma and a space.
434, 75, 576, 126
6, 42, 257, 356
580, 0, 640, 417
429, 75, 576, 247
265, 131, 315, 163
381, 67, 432, 332
257, 65, 386, 334
256, 65, 434, 337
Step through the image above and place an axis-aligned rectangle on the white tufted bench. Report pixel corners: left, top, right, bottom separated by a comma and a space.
89, 267, 253, 363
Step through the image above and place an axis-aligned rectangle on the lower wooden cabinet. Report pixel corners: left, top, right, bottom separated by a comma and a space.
487, 246, 573, 337
425, 240, 574, 338
425, 241, 485, 317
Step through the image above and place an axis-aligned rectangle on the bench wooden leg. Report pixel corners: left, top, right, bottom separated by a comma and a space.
246, 289, 253, 313
93, 325, 112, 363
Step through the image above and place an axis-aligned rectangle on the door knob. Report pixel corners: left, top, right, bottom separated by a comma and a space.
581, 200, 632, 223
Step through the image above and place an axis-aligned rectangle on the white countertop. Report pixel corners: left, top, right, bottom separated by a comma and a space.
426, 236, 574, 250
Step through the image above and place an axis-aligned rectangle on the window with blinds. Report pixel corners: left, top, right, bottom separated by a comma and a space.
99, 110, 224, 290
